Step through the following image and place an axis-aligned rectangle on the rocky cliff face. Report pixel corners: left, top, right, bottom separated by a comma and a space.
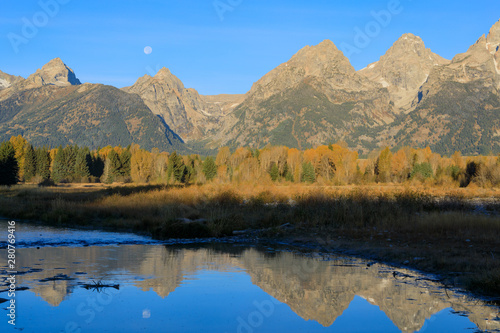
389, 19, 500, 155
0, 70, 23, 90
123, 68, 240, 142
123, 68, 204, 140
359, 33, 449, 111
246, 40, 379, 102
211, 40, 394, 151
200, 93, 245, 117
416, 20, 500, 99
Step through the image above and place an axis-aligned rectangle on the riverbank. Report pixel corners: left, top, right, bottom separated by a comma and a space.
0, 183, 499, 299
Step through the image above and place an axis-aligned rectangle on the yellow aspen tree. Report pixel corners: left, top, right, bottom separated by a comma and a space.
49, 148, 58, 173
451, 151, 465, 169
130, 146, 152, 183
391, 149, 408, 182
239, 157, 260, 182
342, 150, 359, 183
375, 147, 393, 183
230, 147, 251, 171
272, 146, 288, 176
429, 152, 442, 174
217, 165, 229, 183
287, 148, 302, 182
422, 146, 433, 162
216, 147, 231, 166
259, 147, 273, 174
98, 146, 114, 160
9, 135, 28, 180
316, 146, 335, 181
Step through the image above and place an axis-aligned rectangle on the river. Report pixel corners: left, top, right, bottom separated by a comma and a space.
0, 220, 499, 332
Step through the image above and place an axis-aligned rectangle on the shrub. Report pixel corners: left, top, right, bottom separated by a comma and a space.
410, 162, 433, 181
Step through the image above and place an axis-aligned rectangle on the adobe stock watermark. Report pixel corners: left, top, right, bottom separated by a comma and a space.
145, 64, 162, 77
236, 297, 282, 333
213, 0, 243, 22
236, 255, 321, 332
7, 0, 72, 54
64, 284, 121, 333
340, 0, 410, 58
6, 221, 17, 327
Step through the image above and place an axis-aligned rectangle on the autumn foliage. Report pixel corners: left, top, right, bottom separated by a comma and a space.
2, 135, 500, 187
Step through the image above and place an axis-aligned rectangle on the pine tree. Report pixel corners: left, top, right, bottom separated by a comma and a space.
120, 149, 132, 177
184, 156, 197, 183
74, 147, 91, 181
35, 147, 51, 181
90, 153, 105, 179
282, 163, 289, 179
269, 163, 279, 182
0, 141, 19, 186
52, 145, 77, 182
168, 151, 187, 183
202, 156, 217, 181
63, 145, 77, 181
301, 162, 315, 183
23, 144, 36, 182
108, 150, 122, 180
52, 146, 66, 183
101, 157, 113, 184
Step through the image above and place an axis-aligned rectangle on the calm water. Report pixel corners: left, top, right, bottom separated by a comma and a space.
0, 220, 499, 333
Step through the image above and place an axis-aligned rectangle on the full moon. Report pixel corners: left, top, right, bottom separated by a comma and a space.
144, 46, 152, 55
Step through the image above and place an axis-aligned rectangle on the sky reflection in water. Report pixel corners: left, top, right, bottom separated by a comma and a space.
0, 222, 499, 332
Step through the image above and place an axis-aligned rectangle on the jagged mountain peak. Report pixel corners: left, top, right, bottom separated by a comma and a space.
42, 57, 65, 68
358, 33, 448, 111
303, 39, 339, 53
395, 33, 423, 44
377, 33, 447, 66
450, 34, 499, 75
154, 68, 185, 90
125, 68, 186, 94
155, 67, 173, 77
123, 67, 217, 141
289, 39, 354, 74
24, 58, 81, 88
129, 67, 185, 92
292, 39, 337, 54
451, 19, 500, 66
245, 39, 373, 103
487, 19, 500, 46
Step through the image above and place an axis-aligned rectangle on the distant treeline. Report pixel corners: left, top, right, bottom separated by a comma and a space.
1, 135, 499, 187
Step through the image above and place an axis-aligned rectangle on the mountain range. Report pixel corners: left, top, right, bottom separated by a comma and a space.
1, 19, 499, 155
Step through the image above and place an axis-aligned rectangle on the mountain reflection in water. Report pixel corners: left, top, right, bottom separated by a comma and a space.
0, 244, 499, 333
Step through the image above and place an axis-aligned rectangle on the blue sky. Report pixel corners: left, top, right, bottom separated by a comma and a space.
1, 0, 499, 95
